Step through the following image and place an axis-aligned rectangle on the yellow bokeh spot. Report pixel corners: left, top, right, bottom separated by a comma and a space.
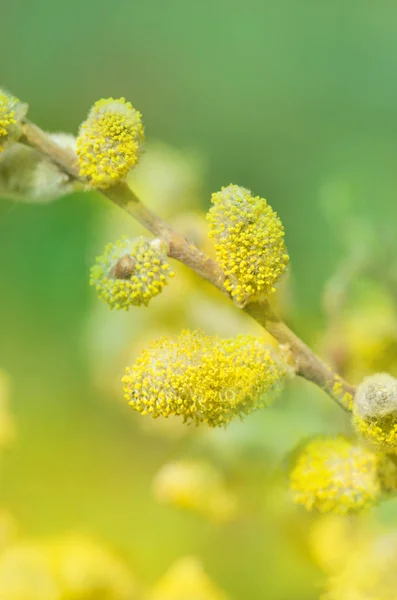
153, 460, 237, 523
289, 436, 381, 514
149, 557, 229, 600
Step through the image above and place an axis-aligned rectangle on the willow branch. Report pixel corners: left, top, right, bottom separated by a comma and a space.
20, 120, 355, 410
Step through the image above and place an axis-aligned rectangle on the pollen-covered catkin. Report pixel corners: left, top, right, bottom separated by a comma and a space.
0, 89, 28, 154
153, 460, 237, 522
77, 97, 144, 189
289, 436, 381, 514
122, 330, 293, 427
206, 184, 289, 307
353, 373, 397, 452
90, 237, 175, 310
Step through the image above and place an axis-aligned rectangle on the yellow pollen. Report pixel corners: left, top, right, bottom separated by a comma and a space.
90, 237, 174, 310
206, 184, 289, 307
77, 97, 144, 189
122, 330, 293, 427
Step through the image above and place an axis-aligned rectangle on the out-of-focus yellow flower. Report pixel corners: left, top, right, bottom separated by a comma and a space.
170, 211, 215, 262
323, 285, 397, 382
127, 141, 205, 218
52, 533, 137, 600
0, 370, 15, 447
77, 97, 144, 189
122, 330, 293, 427
149, 556, 229, 600
207, 184, 289, 307
90, 237, 175, 310
322, 531, 397, 599
377, 453, 397, 493
309, 515, 368, 575
0, 534, 137, 600
289, 436, 381, 514
153, 460, 237, 523
353, 373, 397, 453
0, 89, 27, 154
0, 541, 61, 600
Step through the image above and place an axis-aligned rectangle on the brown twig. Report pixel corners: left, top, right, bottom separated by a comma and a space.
20, 120, 356, 410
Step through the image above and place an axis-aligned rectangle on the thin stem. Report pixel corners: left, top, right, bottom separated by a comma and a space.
20, 120, 356, 409
245, 302, 355, 411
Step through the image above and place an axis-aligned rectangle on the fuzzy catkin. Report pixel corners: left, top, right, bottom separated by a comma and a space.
77, 97, 144, 189
122, 330, 293, 427
0, 134, 76, 203
90, 237, 175, 310
207, 184, 289, 307
353, 373, 397, 452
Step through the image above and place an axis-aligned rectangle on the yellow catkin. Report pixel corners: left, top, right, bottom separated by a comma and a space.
122, 330, 293, 427
289, 436, 381, 514
90, 237, 175, 310
206, 184, 289, 307
353, 373, 397, 453
0, 89, 27, 154
77, 97, 144, 189
153, 460, 237, 523
149, 556, 229, 600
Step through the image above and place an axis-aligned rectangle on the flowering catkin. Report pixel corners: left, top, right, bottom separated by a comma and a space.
90, 237, 175, 310
289, 436, 381, 514
207, 184, 289, 307
122, 330, 293, 427
153, 460, 237, 522
0, 89, 27, 154
353, 373, 397, 452
77, 97, 144, 189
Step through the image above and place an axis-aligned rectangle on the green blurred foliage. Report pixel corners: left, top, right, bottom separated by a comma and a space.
1, 1, 397, 598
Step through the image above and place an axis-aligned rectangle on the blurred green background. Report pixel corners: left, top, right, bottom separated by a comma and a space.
2, 2, 397, 598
